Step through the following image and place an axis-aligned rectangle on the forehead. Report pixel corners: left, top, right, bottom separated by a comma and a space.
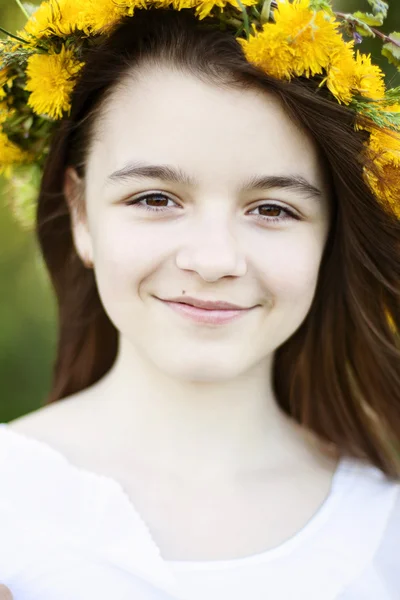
87, 65, 326, 191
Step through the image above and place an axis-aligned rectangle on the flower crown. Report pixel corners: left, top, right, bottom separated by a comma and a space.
1, 0, 400, 227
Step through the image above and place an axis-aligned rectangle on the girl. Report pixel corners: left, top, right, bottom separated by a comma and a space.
0, 3, 399, 599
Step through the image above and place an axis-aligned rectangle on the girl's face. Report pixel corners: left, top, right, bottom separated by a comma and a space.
66, 65, 331, 381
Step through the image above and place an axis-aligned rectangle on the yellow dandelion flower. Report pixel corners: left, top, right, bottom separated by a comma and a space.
21, 0, 86, 39
364, 162, 400, 218
0, 66, 8, 88
0, 105, 8, 124
25, 46, 84, 120
239, 23, 293, 80
0, 61, 17, 94
384, 103, 400, 113
271, 0, 344, 77
353, 51, 385, 100
0, 102, 13, 124
0, 131, 29, 177
152, 0, 258, 19
189, 0, 257, 20
364, 127, 400, 218
240, 0, 350, 83
169, 0, 197, 9
325, 41, 356, 104
79, 0, 134, 34
368, 127, 400, 167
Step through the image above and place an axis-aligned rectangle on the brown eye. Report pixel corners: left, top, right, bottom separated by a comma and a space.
142, 194, 170, 208
125, 193, 177, 212
249, 203, 298, 223
258, 205, 282, 218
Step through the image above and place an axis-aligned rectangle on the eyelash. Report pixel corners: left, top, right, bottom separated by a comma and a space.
124, 192, 299, 223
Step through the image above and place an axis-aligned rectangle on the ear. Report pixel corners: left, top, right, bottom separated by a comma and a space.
63, 167, 94, 268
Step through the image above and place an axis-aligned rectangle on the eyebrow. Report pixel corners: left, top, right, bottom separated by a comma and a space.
106, 161, 323, 200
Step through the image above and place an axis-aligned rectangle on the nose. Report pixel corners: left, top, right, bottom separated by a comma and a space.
175, 215, 247, 282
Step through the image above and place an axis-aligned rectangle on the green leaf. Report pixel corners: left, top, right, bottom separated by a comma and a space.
382, 32, 400, 69
308, 0, 333, 13
339, 13, 375, 38
366, 0, 388, 19
353, 11, 384, 26
382, 86, 400, 103
351, 100, 400, 130
354, 24, 375, 38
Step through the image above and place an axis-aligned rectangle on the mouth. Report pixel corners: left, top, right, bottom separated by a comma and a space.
158, 295, 255, 311
156, 298, 257, 325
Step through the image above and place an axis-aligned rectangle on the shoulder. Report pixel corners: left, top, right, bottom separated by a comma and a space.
0, 401, 87, 484
377, 479, 400, 549
0, 399, 118, 541
345, 459, 400, 568
6, 388, 100, 460
348, 458, 400, 523
9, 387, 94, 432
338, 476, 400, 598
0, 419, 128, 590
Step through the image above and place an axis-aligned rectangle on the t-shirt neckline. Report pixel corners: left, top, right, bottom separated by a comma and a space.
0, 423, 361, 572
166, 455, 361, 571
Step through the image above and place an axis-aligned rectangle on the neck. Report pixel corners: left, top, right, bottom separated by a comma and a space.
92, 336, 331, 481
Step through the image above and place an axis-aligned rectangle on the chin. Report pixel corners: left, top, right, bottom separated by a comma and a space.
154, 355, 252, 382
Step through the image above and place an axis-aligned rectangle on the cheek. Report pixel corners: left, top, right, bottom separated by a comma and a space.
91, 217, 171, 295
256, 231, 324, 305
248, 232, 325, 347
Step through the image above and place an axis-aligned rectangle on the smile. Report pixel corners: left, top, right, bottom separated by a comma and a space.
157, 298, 256, 325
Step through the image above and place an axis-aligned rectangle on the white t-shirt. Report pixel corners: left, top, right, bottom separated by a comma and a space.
0, 423, 398, 600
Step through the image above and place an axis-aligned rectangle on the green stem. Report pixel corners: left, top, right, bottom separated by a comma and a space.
0, 26, 48, 51
14, 0, 30, 20
0, 26, 29, 44
335, 11, 400, 48
235, 0, 250, 39
225, 17, 243, 28
260, 0, 272, 24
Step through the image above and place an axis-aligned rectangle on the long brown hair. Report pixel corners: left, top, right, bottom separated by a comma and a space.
36, 9, 400, 477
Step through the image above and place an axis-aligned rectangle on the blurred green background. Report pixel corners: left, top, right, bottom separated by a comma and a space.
0, 0, 399, 423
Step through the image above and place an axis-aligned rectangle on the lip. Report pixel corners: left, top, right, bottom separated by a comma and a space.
156, 298, 256, 325
160, 296, 250, 310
